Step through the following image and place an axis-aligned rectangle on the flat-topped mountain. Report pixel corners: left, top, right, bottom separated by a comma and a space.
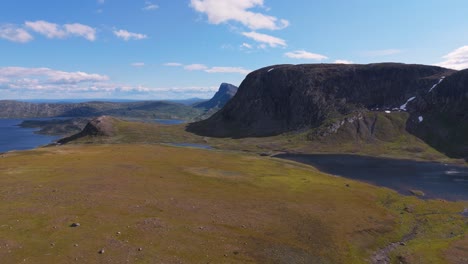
188, 63, 455, 137
187, 63, 467, 159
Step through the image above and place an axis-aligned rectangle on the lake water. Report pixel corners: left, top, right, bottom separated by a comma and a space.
167, 143, 213, 150
276, 154, 468, 201
154, 119, 186, 125
0, 119, 60, 153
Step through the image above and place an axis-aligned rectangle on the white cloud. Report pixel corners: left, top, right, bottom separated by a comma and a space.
164, 62, 183, 67
164, 62, 249, 75
25, 20, 66, 38
64, 23, 96, 41
205, 66, 251, 74
97, 0, 105, 4
362, 49, 402, 57
284, 50, 327, 60
184, 64, 209, 71
190, 0, 289, 30
437, 45, 468, 70
131, 62, 145, 67
242, 31, 286, 47
0, 24, 33, 43
0, 67, 109, 85
25, 20, 96, 41
113, 29, 148, 41
0, 66, 227, 100
334, 59, 353, 64
143, 1, 159, 11
241, 42, 253, 49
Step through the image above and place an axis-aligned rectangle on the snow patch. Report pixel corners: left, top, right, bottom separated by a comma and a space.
267, 68, 275, 72
428, 76, 445, 92
385, 110, 391, 114
418, 116, 423, 122
400, 96, 416, 111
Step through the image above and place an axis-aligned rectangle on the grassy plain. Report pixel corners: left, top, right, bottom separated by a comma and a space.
0, 144, 466, 263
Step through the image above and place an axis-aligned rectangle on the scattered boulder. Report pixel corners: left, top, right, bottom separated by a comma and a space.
98, 249, 105, 254
409, 189, 425, 197
70, 223, 80, 227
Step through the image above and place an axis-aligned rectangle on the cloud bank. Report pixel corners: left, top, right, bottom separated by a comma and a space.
25, 20, 96, 41
0, 66, 224, 100
284, 50, 327, 60
438, 46, 468, 70
0, 24, 33, 43
190, 0, 289, 30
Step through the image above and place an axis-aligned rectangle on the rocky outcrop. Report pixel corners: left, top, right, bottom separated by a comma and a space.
187, 63, 454, 138
194, 83, 238, 109
57, 116, 115, 144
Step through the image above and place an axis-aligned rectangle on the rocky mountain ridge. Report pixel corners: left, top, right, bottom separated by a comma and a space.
187, 63, 467, 159
194, 83, 238, 109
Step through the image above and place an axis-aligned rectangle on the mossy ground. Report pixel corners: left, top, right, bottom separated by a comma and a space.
0, 144, 466, 263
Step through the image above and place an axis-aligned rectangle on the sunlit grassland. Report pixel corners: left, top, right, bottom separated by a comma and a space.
0, 144, 466, 263
70, 116, 463, 164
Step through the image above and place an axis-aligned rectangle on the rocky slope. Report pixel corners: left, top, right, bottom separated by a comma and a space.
57, 116, 115, 144
194, 83, 238, 109
407, 69, 468, 159
186, 63, 468, 159
187, 63, 455, 138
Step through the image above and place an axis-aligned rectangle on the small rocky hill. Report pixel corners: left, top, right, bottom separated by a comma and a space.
57, 116, 115, 144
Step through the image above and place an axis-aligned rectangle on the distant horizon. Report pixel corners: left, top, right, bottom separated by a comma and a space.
1, 0, 467, 100
1, 60, 465, 101
4, 97, 209, 103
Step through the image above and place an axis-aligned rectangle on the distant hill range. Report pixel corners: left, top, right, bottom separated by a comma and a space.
0, 100, 203, 120
187, 63, 468, 160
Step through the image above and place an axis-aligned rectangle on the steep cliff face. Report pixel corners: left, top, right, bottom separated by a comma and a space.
187, 63, 454, 137
194, 83, 238, 109
407, 69, 468, 159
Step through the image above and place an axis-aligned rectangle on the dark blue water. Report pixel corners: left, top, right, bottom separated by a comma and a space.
168, 143, 213, 150
0, 119, 60, 153
154, 119, 186, 125
276, 154, 468, 201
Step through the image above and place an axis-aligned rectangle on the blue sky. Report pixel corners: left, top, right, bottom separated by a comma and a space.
1, 0, 468, 100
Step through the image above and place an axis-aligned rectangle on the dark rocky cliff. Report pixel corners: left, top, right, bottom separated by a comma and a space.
187, 63, 454, 138
407, 69, 468, 159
